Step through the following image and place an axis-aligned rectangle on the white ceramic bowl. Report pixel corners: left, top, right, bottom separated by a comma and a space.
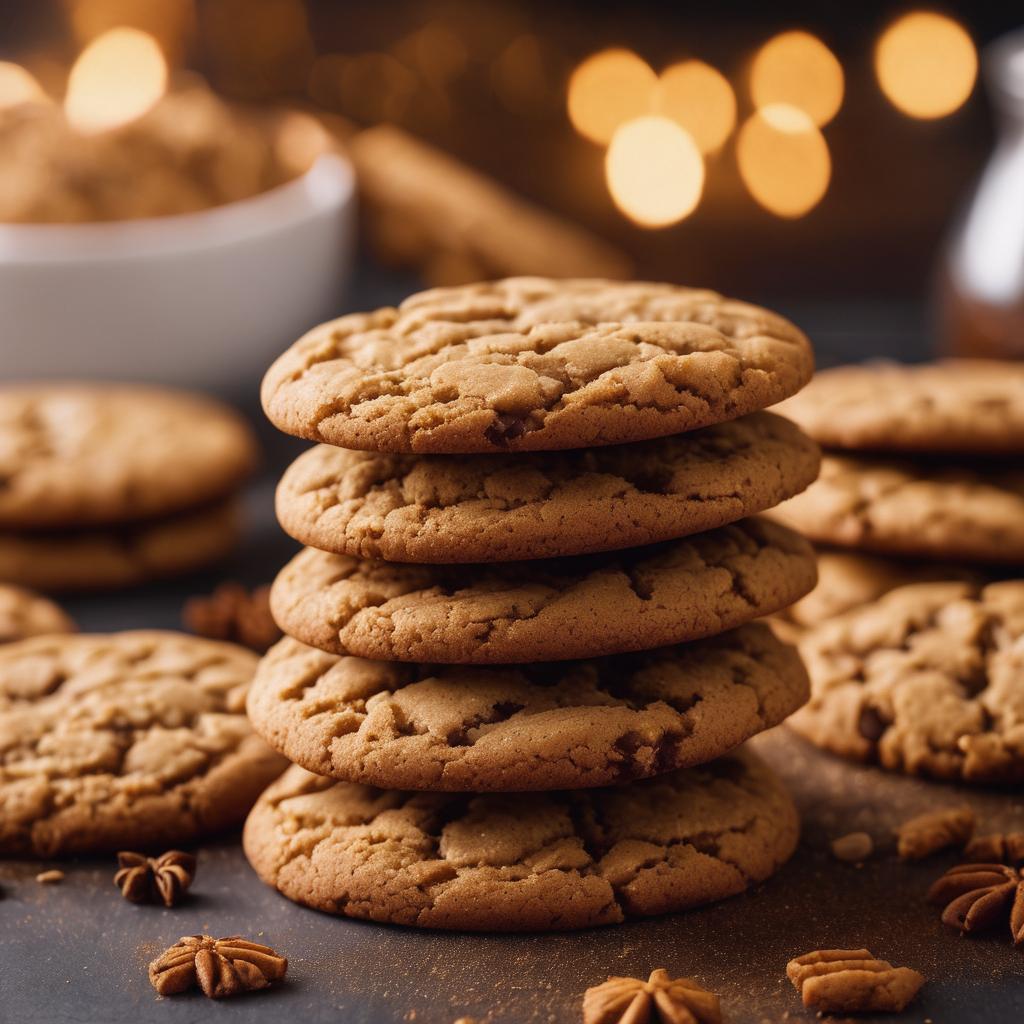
0, 153, 355, 397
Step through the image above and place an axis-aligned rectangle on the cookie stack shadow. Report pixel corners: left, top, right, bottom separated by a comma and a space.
242, 278, 823, 931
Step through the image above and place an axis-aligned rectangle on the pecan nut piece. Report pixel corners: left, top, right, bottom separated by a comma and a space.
896, 805, 975, 860
786, 949, 924, 1014
583, 968, 722, 1024
183, 583, 281, 653
928, 862, 1024, 942
115, 850, 196, 907
149, 935, 287, 998
963, 833, 1024, 867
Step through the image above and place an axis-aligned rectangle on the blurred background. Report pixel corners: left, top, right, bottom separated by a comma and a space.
2, 0, 1023, 376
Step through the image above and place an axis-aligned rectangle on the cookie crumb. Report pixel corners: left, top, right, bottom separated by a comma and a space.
830, 832, 873, 863
36, 869, 64, 884
786, 949, 924, 1013
897, 805, 975, 860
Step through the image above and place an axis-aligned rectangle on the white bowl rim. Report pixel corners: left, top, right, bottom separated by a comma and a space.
0, 152, 355, 263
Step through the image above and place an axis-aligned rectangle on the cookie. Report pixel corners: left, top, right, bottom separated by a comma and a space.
269, 518, 817, 664
0, 584, 74, 643
772, 455, 1024, 564
246, 623, 808, 791
0, 384, 257, 529
0, 498, 241, 592
790, 581, 1024, 783
261, 278, 814, 454
243, 746, 798, 931
776, 360, 1024, 455
275, 411, 820, 563
0, 631, 286, 856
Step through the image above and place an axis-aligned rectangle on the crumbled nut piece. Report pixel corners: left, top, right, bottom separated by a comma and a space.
114, 850, 196, 907
35, 869, 64, 884
583, 969, 722, 1024
928, 862, 1024, 944
963, 833, 1024, 867
183, 583, 281, 652
896, 805, 975, 860
149, 935, 287, 999
830, 832, 873, 863
786, 949, 924, 1013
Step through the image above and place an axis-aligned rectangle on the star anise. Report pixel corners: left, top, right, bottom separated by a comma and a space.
583, 969, 722, 1024
928, 862, 1024, 944
114, 851, 196, 907
149, 935, 287, 999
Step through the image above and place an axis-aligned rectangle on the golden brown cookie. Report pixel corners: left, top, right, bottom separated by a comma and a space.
275, 412, 820, 562
0, 631, 286, 856
0, 584, 74, 642
0, 384, 257, 529
791, 581, 1024, 783
0, 498, 241, 592
246, 624, 809, 791
776, 360, 1024, 454
269, 518, 818, 663
772, 455, 1024, 564
262, 278, 814, 453
243, 747, 798, 931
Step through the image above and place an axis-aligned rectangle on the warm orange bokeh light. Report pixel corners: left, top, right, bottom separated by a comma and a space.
65, 0, 195, 63
875, 12, 977, 119
605, 115, 704, 228
567, 48, 657, 145
737, 104, 831, 218
0, 62, 48, 109
655, 60, 736, 154
64, 28, 168, 133
750, 30, 843, 127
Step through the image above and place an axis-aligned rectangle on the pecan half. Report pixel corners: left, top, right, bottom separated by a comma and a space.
928, 862, 1024, 943
963, 833, 1024, 867
183, 583, 281, 653
149, 935, 287, 999
786, 949, 924, 1013
896, 805, 975, 860
115, 850, 196, 907
583, 968, 722, 1024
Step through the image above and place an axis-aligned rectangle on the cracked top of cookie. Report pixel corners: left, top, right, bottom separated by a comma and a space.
792, 581, 1024, 784
246, 623, 809, 791
0, 384, 258, 529
0, 631, 285, 856
241, 747, 799, 930
269, 518, 818, 664
261, 278, 814, 453
777, 360, 1024, 455
275, 411, 820, 563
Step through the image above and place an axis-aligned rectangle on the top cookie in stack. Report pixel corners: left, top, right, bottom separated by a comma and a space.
245, 278, 820, 931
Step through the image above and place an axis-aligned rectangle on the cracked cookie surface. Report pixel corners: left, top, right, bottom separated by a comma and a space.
242, 746, 798, 931
276, 411, 820, 562
0, 498, 241, 592
776, 360, 1024, 455
0, 631, 286, 856
261, 277, 813, 453
270, 518, 817, 663
0, 584, 74, 643
772, 455, 1024, 564
246, 623, 809, 791
0, 384, 257, 529
790, 581, 1024, 783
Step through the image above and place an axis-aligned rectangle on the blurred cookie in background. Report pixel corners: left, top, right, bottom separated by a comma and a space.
0, 583, 74, 643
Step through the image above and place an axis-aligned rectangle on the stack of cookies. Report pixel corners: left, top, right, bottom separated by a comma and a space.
768, 361, 1024, 785
244, 278, 821, 931
0, 384, 258, 591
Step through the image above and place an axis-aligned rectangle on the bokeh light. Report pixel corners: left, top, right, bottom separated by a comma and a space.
0, 62, 48, 109
750, 30, 844, 127
64, 0, 195, 64
64, 28, 168, 133
737, 104, 831, 218
655, 60, 736, 153
567, 48, 657, 145
875, 12, 977, 119
605, 115, 704, 228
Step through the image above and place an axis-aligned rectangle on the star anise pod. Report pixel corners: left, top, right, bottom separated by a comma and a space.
928, 862, 1024, 943
114, 851, 196, 907
583, 969, 722, 1024
149, 935, 287, 999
